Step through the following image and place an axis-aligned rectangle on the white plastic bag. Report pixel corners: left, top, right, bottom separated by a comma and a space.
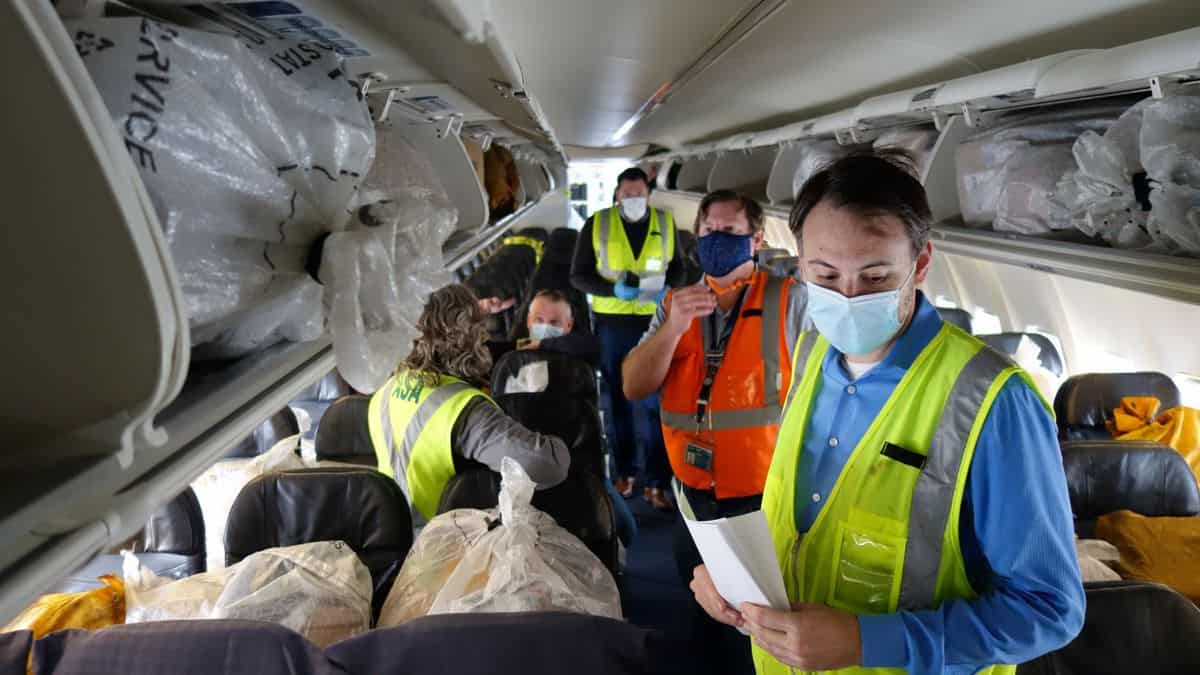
70, 17, 375, 357
1011, 335, 1062, 403
377, 458, 621, 626
504, 361, 550, 394
123, 541, 372, 647
190, 436, 306, 572
957, 102, 1130, 231
1142, 96, 1200, 255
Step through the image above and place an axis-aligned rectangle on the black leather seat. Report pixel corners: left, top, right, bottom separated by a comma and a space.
288, 370, 354, 440
314, 395, 377, 467
54, 487, 206, 593
936, 307, 973, 333
224, 408, 300, 458
1061, 440, 1200, 537
436, 467, 619, 576
491, 349, 605, 477
512, 227, 593, 339
1018, 580, 1200, 674
977, 332, 1064, 377
1055, 372, 1181, 441
675, 229, 703, 285
224, 467, 413, 616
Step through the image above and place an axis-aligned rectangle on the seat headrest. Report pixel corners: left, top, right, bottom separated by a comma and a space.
545, 228, 578, 260
1055, 372, 1181, 435
314, 395, 376, 464
1062, 440, 1200, 525
977, 332, 1064, 377
496, 395, 605, 477
225, 408, 299, 458
30, 620, 325, 675
142, 487, 205, 558
224, 467, 413, 586
491, 349, 598, 399
292, 370, 354, 402
936, 307, 973, 333
1019, 580, 1200, 674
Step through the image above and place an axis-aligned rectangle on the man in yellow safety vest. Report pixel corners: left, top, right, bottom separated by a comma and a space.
689, 149, 1084, 674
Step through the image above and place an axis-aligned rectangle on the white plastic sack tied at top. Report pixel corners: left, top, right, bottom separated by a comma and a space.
123, 540, 371, 647
72, 18, 457, 391
377, 458, 621, 626
1058, 96, 1200, 256
955, 101, 1133, 235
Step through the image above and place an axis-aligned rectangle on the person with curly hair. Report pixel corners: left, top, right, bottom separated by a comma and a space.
367, 283, 570, 522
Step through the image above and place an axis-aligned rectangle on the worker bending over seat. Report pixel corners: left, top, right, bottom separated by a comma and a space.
368, 284, 570, 523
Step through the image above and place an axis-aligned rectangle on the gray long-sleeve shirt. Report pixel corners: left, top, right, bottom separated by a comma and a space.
451, 398, 571, 488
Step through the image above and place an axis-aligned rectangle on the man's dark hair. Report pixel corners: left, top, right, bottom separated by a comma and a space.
531, 288, 573, 318
790, 148, 931, 257
616, 167, 651, 190
696, 189, 765, 233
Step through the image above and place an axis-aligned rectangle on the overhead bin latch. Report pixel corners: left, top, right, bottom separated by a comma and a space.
961, 103, 987, 129
1150, 76, 1183, 99
437, 114, 465, 140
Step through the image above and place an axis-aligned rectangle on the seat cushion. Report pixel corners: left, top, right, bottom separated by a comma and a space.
313, 396, 376, 465
1018, 580, 1200, 674
31, 621, 328, 675
1062, 440, 1200, 535
1055, 372, 1181, 440
325, 612, 661, 675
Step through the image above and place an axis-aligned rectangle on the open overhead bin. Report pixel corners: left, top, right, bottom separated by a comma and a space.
708, 145, 777, 201
675, 154, 719, 193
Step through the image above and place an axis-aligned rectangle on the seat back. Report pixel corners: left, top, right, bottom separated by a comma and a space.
1018, 580, 1200, 674
289, 370, 354, 440
936, 306, 973, 333
675, 229, 703, 285
514, 227, 592, 339
1061, 440, 1200, 536
224, 467, 413, 614
491, 349, 605, 476
314, 395, 377, 467
29, 620, 326, 675
977, 332, 1064, 377
436, 467, 619, 575
1055, 372, 1182, 440
225, 408, 299, 458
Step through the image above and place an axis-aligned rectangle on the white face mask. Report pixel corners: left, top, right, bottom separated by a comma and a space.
620, 197, 648, 222
529, 323, 566, 341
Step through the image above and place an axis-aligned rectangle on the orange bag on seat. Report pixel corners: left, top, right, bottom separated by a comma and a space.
2, 575, 125, 638
1096, 510, 1200, 604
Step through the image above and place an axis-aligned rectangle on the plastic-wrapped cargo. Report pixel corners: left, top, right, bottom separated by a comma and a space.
956, 101, 1132, 234
791, 140, 845, 198
1057, 96, 1200, 255
123, 541, 372, 648
2, 575, 125, 638
377, 458, 621, 626
873, 127, 939, 177
70, 17, 375, 358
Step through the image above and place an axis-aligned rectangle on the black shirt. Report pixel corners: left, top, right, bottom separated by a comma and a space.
569, 208, 687, 326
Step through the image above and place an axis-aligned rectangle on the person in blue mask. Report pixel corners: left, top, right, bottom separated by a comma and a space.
689, 149, 1083, 675
623, 189, 806, 675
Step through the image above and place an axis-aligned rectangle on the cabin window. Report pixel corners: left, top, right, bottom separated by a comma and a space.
972, 307, 1002, 335
934, 295, 958, 308
1176, 374, 1200, 408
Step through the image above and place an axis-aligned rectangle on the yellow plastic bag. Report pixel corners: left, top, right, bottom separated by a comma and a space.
3, 575, 125, 638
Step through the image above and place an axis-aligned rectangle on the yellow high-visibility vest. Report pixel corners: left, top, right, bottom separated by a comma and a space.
590, 206, 676, 316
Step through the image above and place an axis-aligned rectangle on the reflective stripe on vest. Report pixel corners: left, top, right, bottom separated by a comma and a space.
501, 235, 544, 262
754, 325, 1039, 675
369, 372, 486, 520
591, 206, 676, 315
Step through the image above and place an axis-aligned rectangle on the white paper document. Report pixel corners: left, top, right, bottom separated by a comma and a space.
677, 485, 790, 634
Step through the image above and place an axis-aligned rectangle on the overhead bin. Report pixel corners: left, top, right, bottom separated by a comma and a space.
932, 51, 1095, 117
1036, 27, 1200, 100
674, 155, 719, 193
852, 84, 943, 131
707, 146, 777, 201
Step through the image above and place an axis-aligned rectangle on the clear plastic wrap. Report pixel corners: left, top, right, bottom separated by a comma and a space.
190, 436, 306, 572
873, 127, 938, 177
956, 102, 1129, 232
70, 17, 375, 357
1142, 97, 1200, 255
323, 187, 457, 392
792, 140, 844, 198
123, 541, 372, 648
377, 458, 621, 626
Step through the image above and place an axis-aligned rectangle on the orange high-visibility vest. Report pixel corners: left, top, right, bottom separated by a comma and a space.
660, 270, 792, 498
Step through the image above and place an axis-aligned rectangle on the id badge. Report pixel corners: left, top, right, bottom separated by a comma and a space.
644, 257, 663, 272
684, 438, 714, 472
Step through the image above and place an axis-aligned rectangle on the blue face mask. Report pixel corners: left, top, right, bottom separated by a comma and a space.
805, 265, 916, 355
529, 323, 566, 341
698, 231, 754, 277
